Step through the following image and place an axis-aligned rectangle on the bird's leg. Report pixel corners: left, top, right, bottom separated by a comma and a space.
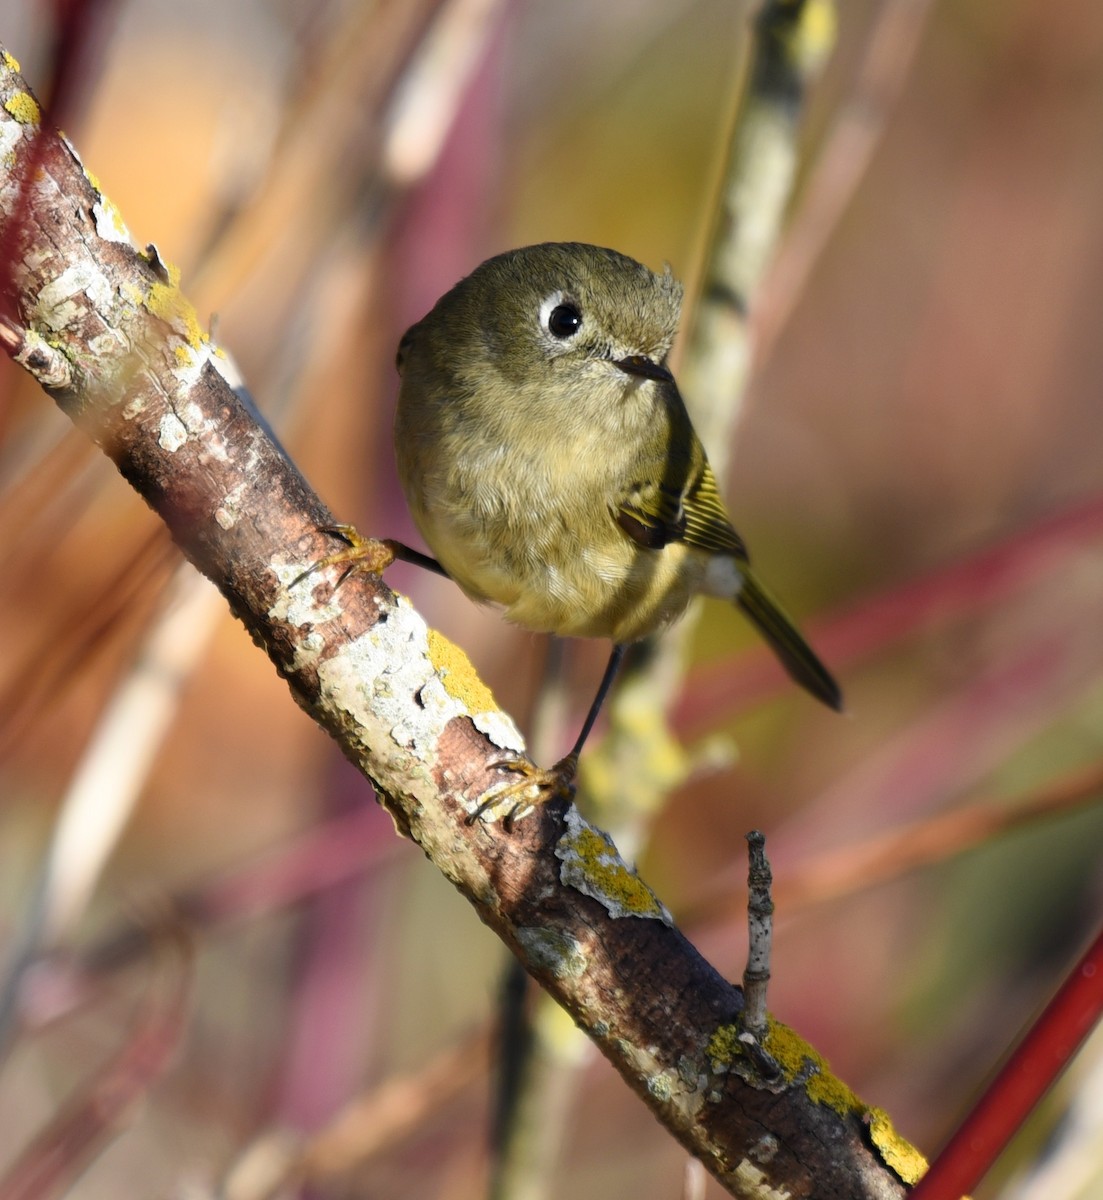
567, 641, 627, 761
293, 524, 446, 587
469, 643, 627, 828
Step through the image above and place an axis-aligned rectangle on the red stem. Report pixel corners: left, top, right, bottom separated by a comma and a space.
910, 923, 1103, 1200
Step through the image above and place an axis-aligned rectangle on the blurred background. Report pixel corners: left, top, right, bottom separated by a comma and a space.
0, 0, 1102, 1196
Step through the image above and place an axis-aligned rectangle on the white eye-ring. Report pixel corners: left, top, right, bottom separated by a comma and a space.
539, 291, 583, 340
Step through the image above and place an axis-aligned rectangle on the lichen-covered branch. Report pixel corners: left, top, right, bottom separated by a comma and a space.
0, 48, 917, 1198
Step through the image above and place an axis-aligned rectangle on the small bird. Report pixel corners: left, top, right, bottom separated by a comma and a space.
323, 243, 840, 822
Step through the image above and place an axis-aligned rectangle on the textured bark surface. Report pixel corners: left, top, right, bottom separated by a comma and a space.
0, 49, 914, 1198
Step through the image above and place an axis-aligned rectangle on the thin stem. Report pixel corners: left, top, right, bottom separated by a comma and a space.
911, 925, 1103, 1200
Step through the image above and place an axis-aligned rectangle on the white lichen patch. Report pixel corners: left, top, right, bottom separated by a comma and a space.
317, 595, 466, 764
153, 394, 229, 460
157, 412, 188, 452
0, 114, 22, 163
290, 629, 327, 672
471, 708, 524, 754
556, 808, 672, 924
515, 926, 587, 979
92, 196, 131, 244
34, 263, 113, 331
748, 1134, 780, 1165
168, 341, 217, 391
89, 330, 129, 357
647, 1072, 676, 1101
269, 560, 348, 630
270, 579, 526, 799
214, 480, 249, 530
731, 1159, 793, 1200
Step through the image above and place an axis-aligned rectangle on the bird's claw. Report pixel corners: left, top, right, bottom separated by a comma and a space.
467, 752, 580, 829
293, 525, 396, 588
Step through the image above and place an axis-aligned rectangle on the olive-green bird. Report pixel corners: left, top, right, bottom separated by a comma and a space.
324, 243, 840, 821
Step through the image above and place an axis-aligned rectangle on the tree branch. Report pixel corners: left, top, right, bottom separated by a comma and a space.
0, 48, 917, 1198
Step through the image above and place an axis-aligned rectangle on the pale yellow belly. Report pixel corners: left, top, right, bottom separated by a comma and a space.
426, 503, 706, 644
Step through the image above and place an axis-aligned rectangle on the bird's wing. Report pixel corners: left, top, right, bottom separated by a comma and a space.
616, 459, 746, 560
681, 460, 747, 559
616, 480, 686, 549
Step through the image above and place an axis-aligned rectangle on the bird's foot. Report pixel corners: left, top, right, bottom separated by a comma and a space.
467, 751, 580, 829
293, 525, 396, 588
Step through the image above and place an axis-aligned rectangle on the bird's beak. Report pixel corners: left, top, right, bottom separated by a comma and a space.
614, 354, 674, 383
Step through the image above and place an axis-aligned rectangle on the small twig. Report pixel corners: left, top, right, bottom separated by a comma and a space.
741, 830, 773, 1039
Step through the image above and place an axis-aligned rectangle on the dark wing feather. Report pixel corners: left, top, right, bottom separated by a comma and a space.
616, 482, 687, 549
680, 460, 746, 559
616, 456, 746, 560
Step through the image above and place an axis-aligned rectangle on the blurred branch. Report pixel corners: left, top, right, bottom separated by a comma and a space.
0, 923, 192, 1200
14, 808, 399, 1039
777, 759, 1103, 913
190, 0, 505, 310
300, 1025, 488, 1184
0, 51, 914, 1197
218, 1025, 489, 1200
0, 523, 176, 762
682, 756, 1103, 928
586, 0, 839, 851
679, 0, 835, 453
755, 0, 936, 365
0, 567, 221, 1056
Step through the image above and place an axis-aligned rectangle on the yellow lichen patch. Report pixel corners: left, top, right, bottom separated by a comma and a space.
426, 628, 500, 715
562, 823, 665, 918
867, 1107, 928, 1186
706, 1022, 743, 1066
765, 1018, 862, 1116
3, 50, 20, 73
128, 270, 206, 350
4, 91, 40, 125
765, 1020, 928, 1184
174, 344, 195, 367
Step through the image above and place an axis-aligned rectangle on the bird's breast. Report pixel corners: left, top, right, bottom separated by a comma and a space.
397, 370, 698, 641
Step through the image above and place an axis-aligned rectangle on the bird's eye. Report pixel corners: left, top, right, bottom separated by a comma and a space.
546, 303, 582, 339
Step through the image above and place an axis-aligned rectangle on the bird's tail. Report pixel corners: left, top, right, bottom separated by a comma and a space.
736, 569, 843, 711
